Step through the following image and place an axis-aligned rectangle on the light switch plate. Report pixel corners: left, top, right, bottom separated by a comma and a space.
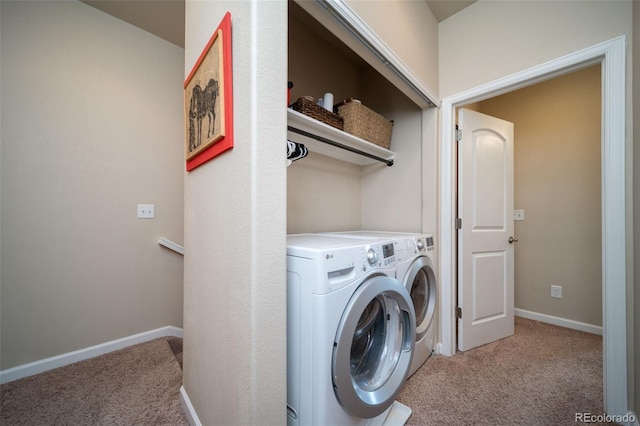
514, 210, 525, 221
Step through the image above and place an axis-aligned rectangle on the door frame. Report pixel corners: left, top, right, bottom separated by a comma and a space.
439, 36, 628, 416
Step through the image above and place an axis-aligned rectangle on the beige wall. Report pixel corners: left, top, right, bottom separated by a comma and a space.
439, 0, 631, 98
182, 1, 287, 424
346, 0, 439, 93
0, 1, 185, 370
359, 69, 425, 232
440, 0, 635, 413
287, 152, 362, 234
477, 65, 602, 326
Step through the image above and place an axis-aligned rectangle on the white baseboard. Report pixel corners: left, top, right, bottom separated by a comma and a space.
0, 325, 183, 385
515, 309, 602, 335
180, 385, 202, 426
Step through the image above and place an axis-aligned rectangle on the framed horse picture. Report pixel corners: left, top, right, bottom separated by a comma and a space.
184, 12, 233, 171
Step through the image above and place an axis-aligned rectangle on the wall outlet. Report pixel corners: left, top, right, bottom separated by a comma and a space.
137, 204, 155, 219
550, 285, 562, 299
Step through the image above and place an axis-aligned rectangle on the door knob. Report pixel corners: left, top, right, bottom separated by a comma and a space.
508, 236, 519, 244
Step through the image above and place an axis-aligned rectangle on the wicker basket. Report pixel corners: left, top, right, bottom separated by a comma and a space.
337, 100, 393, 149
290, 97, 343, 130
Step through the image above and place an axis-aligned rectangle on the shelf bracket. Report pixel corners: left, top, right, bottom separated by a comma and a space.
287, 126, 394, 167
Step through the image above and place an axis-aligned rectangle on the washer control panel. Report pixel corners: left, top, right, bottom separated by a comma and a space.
362, 242, 395, 270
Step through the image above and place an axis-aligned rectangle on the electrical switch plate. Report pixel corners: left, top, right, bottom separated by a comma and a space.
514, 210, 525, 221
137, 204, 155, 219
551, 285, 562, 299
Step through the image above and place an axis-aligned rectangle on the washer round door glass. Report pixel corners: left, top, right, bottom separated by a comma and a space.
332, 275, 415, 419
406, 257, 437, 340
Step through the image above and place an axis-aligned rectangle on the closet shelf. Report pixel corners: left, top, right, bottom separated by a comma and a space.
287, 109, 395, 166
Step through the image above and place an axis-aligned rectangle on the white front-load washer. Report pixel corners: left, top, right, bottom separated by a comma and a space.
321, 231, 438, 377
287, 234, 415, 426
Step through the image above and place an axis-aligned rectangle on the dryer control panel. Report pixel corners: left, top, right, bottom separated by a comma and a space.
416, 235, 434, 253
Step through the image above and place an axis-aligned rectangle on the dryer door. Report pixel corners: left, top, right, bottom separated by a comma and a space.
332, 275, 415, 419
405, 256, 437, 341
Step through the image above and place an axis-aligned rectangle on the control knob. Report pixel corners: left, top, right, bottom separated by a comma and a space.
366, 248, 378, 266
416, 239, 425, 251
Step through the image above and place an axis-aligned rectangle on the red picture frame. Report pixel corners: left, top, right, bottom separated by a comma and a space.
184, 12, 233, 172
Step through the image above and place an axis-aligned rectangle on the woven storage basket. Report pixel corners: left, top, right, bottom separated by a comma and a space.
337, 101, 393, 149
291, 97, 343, 130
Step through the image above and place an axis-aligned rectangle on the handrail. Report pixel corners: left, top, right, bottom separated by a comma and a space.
158, 238, 184, 255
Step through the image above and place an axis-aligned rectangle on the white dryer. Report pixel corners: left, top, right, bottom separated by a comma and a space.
321, 231, 438, 377
287, 234, 415, 426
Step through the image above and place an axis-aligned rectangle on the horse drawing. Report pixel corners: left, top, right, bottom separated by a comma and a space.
188, 78, 220, 153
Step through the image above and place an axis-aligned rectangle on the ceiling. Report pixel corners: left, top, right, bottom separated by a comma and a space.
425, 0, 476, 23
81, 0, 185, 47
81, 0, 476, 49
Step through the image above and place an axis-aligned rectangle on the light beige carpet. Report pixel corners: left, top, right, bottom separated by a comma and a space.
398, 317, 614, 425
1, 337, 188, 425
1, 319, 610, 425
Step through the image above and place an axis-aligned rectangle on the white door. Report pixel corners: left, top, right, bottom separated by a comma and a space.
457, 109, 515, 352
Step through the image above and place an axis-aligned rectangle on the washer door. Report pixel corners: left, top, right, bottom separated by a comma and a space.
332, 275, 415, 419
405, 257, 437, 341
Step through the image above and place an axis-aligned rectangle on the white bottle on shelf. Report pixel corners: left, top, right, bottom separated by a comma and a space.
323, 92, 334, 112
